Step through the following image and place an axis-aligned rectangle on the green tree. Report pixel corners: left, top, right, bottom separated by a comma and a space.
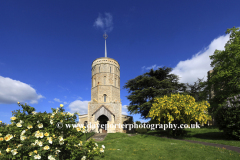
123, 67, 189, 119
182, 77, 210, 103
206, 26, 240, 116
147, 93, 211, 136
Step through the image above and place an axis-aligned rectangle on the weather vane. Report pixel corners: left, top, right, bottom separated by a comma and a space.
103, 33, 108, 57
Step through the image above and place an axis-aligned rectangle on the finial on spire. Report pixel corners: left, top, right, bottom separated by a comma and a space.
103, 33, 108, 57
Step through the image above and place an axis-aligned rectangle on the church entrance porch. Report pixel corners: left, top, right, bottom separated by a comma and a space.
98, 115, 108, 133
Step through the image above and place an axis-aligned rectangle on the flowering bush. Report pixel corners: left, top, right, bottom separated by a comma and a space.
147, 93, 212, 136
0, 103, 105, 160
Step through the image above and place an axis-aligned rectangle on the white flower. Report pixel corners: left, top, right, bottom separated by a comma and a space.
21, 130, 26, 135
6, 148, 11, 153
58, 136, 63, 141
50, 119, 53, 124
81, 156, 86, 160
38, 141, 43, 147
55, 150, 61, 154
78, 141, 83, 146
34, 140, 39, 144
48, 155, 56, 160
4, 134, 13, 141
95, 143, 98, 147
59, 140, 64, 145
34, 154, 41, 159
11, 149, 18, 155
35, 133, 40, 138
102, 145, 105, 149
100, 148, 104, 153
39, 132, 44, 138
20, 135, 26, 141
0, 133, 2, 136
38, 123, 43, 128
37, 121, 39, 123
19, 120, 24, 124
48, 139, 52, 144
43, 145, 50, 150
16, 123, 22, 127
17, 144, 23, 148
27, 125, 33, 129
32, 111, 37, 115
93, 147, 96, 150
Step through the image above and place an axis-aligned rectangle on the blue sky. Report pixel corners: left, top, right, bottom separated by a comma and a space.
0, 0, 239, 125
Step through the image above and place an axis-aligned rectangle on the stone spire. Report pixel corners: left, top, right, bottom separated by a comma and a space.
103, 33, 108, 57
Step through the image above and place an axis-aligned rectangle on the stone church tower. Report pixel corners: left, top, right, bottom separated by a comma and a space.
79, 33, 133, 133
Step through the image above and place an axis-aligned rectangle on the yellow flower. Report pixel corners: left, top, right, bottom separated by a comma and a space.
34, 150, 37, 154
60, 104, 64, 107
6, 148, 11, 153
0, 121, 2, 123
29, 152, 33, 156
18, 102, 20, 104
44, 132, 49, 137
10, 117, 17, 120
0, 137, 3, 141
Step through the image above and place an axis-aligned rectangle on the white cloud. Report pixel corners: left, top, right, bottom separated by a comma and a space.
141, 34, 230, 86
48, 101, 54, 103
63, 101, 68, 105
140, 120, 149, 123
0, 76, 44, 104
54, 98, 61, 103
68, 100, 90, 115
142, 64, 162, 72
122, 105, 128, 115
93, 13, 113, 33
170, 34, 230, 85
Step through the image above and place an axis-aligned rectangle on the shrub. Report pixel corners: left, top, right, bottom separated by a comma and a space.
215, 94, 240, 139
135, 128, 148, 134
0, 103, 105, 160
147, 93, 212, 136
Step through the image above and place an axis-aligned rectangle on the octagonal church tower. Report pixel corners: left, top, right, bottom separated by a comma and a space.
79, 33, 133, 133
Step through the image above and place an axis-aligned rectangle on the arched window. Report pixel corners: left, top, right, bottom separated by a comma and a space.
84, 121, 88, 127
104, 94, 107, 102
104, 76, 106, 85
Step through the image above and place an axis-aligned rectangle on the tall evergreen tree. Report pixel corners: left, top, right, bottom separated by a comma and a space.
123, 66, 189, 119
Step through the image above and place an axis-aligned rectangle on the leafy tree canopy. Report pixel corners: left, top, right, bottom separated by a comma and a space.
123, 67, 190, 119
206, 26, 240, 114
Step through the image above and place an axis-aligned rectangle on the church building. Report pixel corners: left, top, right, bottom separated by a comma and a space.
78, 33, 133, 133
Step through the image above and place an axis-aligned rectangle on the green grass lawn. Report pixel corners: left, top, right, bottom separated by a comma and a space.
92, 128, 240, 160
146, 126, 240, 148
